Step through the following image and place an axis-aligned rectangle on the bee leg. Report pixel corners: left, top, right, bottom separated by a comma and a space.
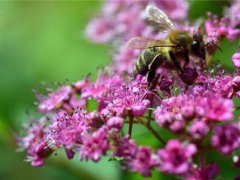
199, 47, 206, 70
146, 70, 156, 90
201, 47, 206, 60
184, 50, 189, 65
147, 54, 163, 88
147, 70, 155, 83
147, 72, 160, 89
169, 51, 182, 72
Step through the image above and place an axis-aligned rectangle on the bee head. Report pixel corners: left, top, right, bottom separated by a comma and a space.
191, 33, 203, 50
191, 32, 206, 61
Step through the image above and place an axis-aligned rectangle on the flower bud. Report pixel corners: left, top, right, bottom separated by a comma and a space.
180, 67, 198, 85
232, 76, 240, 92
107, 116, 124, 131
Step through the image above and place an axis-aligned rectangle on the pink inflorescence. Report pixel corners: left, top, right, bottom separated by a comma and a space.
157, 140, 197, 175
18, 0, 240, 179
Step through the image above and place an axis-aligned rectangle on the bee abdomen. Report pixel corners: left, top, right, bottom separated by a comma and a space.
134, 49, 156, 76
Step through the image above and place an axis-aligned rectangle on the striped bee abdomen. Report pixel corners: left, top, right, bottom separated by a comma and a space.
134, 48, 157, 76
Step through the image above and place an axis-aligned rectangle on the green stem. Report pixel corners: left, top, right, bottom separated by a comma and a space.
128, 115, 134, 138
138, 118, 166, 145
143, 116, 154, 121
125, 120, 139, 124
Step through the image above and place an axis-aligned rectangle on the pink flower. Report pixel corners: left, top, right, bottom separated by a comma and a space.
213, 75, 233, 98
112, 47, 140, 74
68, 94, 86, 109
195, 73, 240, 99
113, 137, 157, 176
85, 18, 116, 43
154, 0, 189, 21
49, 109, 88, 148
17, 118, 52, 167
38, 86, 72, 113
158, 140, 197, 175
196, 95, 234, 122
159, 77, 174, 96
72, 78, 89, 91
185, 163, 219, 180
79, 127, 109, 162
232, 52, 240, 68
129, 147, 155, 177
181, 104, 195, 120
189, 121, 209, 139
100, 79, 150, 117
30, 141, 53, 167
205, 13, 240, 43
113, 136, 138, 161
154, 88, 234, 134
81, 73, 123, 99
85, 1, 145, 44
224, 0, 240, 27
154, 95, 191, 132
197, 163, 219, 180
106, 116, 124, 132
232, 76, 240, 97
65, 148, 75, 160
211, 125, 240, 154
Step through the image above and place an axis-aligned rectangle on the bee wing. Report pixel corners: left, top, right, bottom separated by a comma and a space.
146, 5, 176, 31
126, 37, 151, 49
126, 36, 175, 49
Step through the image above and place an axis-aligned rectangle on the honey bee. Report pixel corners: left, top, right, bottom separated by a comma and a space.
126, 5, 207, 86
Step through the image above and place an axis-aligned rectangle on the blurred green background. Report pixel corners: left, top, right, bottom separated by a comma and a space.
0, 1, 239, 180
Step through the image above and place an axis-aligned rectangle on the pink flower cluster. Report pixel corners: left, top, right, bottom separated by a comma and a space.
86, 0, 188, 43
18, 0, 240, 179
205, 13, 240, 43
204, 1, 240, 59
17, 118, 53, 167
205, 0, 240, 44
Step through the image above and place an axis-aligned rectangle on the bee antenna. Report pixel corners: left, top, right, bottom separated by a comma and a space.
152, 45, 177, 48
212, 42, 222, 52
204, 42, 222, 52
